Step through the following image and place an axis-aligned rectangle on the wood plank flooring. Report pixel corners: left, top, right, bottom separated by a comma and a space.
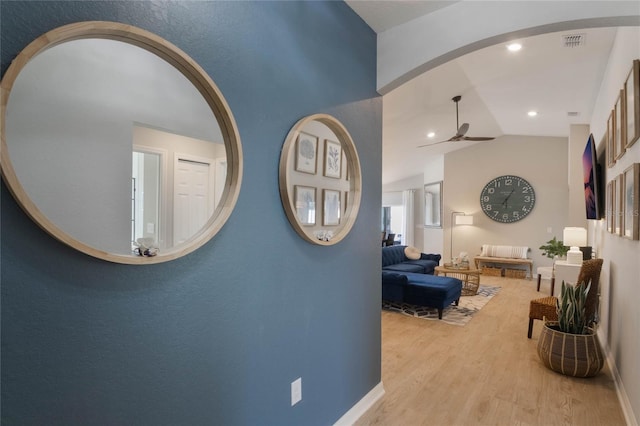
355, 275, 626, 426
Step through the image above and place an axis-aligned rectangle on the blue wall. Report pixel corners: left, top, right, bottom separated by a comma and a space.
1, 2, 382, 424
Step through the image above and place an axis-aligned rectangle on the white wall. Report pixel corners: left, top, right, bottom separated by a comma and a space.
377, 1, 640, 93
444, 135, 569, 269
590, 27, 640, 426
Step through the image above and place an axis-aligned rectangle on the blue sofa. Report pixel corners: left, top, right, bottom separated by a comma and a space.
382, 272, 462, 319
382, 245, 441, 274
381, 246, 462, 319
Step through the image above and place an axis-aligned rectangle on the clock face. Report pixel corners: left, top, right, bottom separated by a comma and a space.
480, 175, 535, 223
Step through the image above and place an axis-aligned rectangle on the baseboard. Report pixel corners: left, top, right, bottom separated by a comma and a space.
334, 381, 385, 426
601, 337, 638, 426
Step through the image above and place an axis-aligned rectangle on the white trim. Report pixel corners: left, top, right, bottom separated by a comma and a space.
600, 335, 638, 426
333, 382, 385, 426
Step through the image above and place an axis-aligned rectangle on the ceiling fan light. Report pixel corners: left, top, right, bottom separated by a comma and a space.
507, 43, 522, 52
427, 132, 435, 138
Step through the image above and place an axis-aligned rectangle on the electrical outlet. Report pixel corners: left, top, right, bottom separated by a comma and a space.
291, 377, 302, 406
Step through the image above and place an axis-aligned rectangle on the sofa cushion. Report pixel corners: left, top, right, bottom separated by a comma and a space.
480, 244, 529, 259
382, 263, 426, 274
404, 246, 421, 260
381, 245, 409, 267
402, 272, 462, 309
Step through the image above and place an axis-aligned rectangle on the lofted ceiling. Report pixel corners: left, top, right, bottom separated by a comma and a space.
345, 1, 618, 185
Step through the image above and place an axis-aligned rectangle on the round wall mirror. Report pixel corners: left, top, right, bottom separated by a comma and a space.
0, 21, 242, 264
279, 114, 362, 245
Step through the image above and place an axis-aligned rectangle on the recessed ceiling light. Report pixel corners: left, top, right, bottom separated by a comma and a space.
507, 43, 522, 52
528, 111, 538, 117
427, 132, 435, 138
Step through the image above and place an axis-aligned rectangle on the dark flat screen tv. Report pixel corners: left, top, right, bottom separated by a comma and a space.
582, 133, 602, 220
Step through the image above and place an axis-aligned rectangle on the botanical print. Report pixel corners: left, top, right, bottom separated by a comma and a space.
324, 139, 342, 178
295, 132, 318, 174
323, 189, 341, 225
294, 185, 316, 225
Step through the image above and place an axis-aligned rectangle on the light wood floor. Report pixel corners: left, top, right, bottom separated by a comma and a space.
355, 275, 626, 426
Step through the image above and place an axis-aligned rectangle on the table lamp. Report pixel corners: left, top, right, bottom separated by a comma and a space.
451, 212, 473, 262
563, 227, 587, 265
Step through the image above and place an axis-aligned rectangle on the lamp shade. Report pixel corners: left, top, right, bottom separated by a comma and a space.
563, 227, 587, 265
455, 215, 474, 226
563, 227, 587, 247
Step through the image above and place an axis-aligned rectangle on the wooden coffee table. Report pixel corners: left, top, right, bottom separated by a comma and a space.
434, 266, 481, 296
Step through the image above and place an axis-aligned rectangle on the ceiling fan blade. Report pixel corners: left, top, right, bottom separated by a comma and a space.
462, 136, 495, 141
456, 122, 469, 137
417, 139, 452, 148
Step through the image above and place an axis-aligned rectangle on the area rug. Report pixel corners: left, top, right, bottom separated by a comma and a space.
382, 285, 501, 326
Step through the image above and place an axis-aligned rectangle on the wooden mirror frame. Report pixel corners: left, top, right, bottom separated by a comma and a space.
0, 21, 243, 264
279, 114, 362, 245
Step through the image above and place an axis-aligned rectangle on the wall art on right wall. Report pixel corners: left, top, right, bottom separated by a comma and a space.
624, 59, 640, 149
622, 163, 639, 240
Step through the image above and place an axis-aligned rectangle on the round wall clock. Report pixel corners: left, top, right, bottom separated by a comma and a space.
480, 175, 535, 223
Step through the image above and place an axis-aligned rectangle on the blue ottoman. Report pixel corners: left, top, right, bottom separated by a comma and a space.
382, 271, 463, 319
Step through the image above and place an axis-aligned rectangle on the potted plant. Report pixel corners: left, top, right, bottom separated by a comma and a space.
536, 281, 604, 377
539, 236, 569, 259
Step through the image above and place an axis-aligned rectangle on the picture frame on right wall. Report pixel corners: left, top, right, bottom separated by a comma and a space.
623, 163, 639, 240
625, 59, 640, 149
606, 180, 614, 233
616, 174, 624, 236
615, 90, 626, 160
607, 109, 616, 167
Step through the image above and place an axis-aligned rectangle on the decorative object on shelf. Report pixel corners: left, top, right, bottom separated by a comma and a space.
539, 236, 568, 259
450, 211, 473, 261
323, 139, 342, 178
313, 230, 334, 242
279, 114, 361, 245
133, 238, 158, 257
537, 281, 604, 378
480, 175, 535, 223
424, 181, 442, 228
563, 227, 587, 265
0, 21, 243, 264
622, 163, 639, 240
295, 131, 318, 174
624, 59, 639, 149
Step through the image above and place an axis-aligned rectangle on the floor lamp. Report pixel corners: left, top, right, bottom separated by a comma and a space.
450, 211, 474, 261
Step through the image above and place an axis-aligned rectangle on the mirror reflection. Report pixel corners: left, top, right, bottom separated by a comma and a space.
5, 38, 227, 256
279, 114, 362, 246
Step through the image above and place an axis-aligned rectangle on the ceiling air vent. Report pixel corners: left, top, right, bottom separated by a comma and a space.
562, 34, 585, 48
567, 112, 580, 117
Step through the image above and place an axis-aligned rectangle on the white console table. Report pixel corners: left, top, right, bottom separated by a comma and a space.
553, 260, 582, 297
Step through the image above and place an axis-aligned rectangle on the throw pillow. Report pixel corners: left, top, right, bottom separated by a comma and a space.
404, 246, 421, 260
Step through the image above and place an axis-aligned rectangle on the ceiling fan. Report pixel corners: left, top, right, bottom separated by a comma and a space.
418, 95, 495, 148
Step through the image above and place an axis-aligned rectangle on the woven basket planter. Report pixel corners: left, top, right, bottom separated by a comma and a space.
537, 322, 604, 377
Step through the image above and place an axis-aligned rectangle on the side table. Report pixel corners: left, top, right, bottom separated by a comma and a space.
434, 266, 481, 296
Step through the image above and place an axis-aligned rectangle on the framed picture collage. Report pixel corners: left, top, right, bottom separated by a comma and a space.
606, 59, 640, 240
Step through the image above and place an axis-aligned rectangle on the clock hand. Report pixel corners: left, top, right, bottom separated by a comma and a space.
502, 189, 515, 207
